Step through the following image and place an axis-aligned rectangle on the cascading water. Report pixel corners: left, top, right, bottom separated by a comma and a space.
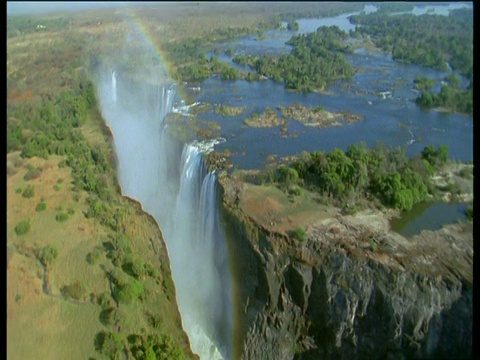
170, 144, 232, 360
111, 71, 117, 104
96, 68, 233, 360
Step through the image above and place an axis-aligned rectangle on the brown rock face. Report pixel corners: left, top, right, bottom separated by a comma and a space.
218, 174, 472, 360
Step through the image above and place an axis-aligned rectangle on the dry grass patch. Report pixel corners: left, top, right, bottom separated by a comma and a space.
7, 154, 110, 360
239, 182, 339, 234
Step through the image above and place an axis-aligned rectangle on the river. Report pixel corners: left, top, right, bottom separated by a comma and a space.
187, 2, 473, 237
95, 3, 472, 359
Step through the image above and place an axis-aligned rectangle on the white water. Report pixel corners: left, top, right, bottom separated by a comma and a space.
111, 71, 117, 103
96, 69, 233, 360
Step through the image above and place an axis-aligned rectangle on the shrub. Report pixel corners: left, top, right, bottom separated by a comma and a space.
145, 262, 160, 279
113, 279, 144, 304
458, 166, 473, 180
122, 258, 146, 279
465, 204, 473, 220
96, 292, 114, 309
290, 227, 306, 242
35, 201, 47, 212
15, 219, 31, 236
86, 248, 102, 265
24, 167, 42, 181
40, 245, 58, 266
22, 184, 35, 198
55, 212, 69, 222
15, 186, 23, 194
95, 331, 124, 358
100, 307, 125, 327
53, 184, 61, 191
288, 184, 303, 196
61, 281, 86, 300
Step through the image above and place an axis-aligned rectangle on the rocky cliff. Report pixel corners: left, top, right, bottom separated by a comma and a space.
218, 173, 473, 360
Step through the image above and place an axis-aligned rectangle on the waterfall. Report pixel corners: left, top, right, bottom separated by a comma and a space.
97, 71, 233, 360
112, 71, 117, 103
168, 142, 232, 360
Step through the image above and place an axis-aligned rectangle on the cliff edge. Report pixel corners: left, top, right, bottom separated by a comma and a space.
218, 171, 473, 360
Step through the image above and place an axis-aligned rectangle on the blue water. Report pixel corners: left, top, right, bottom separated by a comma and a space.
186, 2, 473, 232
391, 202, 468, 237
191, 51, 472, 170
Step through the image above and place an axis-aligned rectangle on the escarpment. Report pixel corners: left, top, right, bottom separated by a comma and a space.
218, 173, 472, 360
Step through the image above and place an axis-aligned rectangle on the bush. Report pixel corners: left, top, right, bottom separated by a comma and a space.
55, 212, 69, 222
465, 204, 473, 220
35, 201, 47, 212
61, 281, 86, 300
22, 184, 35, 198
122, 258, 146, 279
458, 166, 473, 180
40, 245, 58, 266
290, 227, 306, 242
100, 307, 125, 327
95, 331, 124, 359
113, 279, 144, 305
288, 184, 303, 196
86, 248, 102, 265
15, 186, 23, 194
24, 167, 42, 181
15, 219, 31, 236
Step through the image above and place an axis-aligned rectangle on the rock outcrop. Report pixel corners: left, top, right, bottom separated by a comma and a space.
218, 174, 473, 360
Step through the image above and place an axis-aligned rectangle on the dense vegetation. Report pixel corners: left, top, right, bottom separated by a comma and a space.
416, 82, 473, 115
349, 9, 473, 78
375, 3, 415, 13
233, 26, 354, 92
413, 75, 435, 91
260, 143, 450, 212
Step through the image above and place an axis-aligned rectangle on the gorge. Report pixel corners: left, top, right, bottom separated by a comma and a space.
93, 3, 472, 360
95, 67, 472, 360
6, 2, 472, 359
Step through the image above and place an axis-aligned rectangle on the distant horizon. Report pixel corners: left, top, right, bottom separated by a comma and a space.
6, 1, 193, 16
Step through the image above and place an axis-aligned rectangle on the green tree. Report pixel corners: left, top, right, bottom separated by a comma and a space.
22, 184, 35, 198
15, 219, 31, 236
40, 245, 58, 266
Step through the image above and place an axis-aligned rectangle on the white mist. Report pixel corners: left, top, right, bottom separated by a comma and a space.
95, 69, 233, 360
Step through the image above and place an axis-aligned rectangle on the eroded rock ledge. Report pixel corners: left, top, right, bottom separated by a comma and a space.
218, 172, 472, 360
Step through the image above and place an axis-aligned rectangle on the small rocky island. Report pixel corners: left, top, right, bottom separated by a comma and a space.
242, 104, 363, 129
279, 103, 364, 128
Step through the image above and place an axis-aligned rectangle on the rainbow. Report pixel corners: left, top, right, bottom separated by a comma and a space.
120, 9, 189, 101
